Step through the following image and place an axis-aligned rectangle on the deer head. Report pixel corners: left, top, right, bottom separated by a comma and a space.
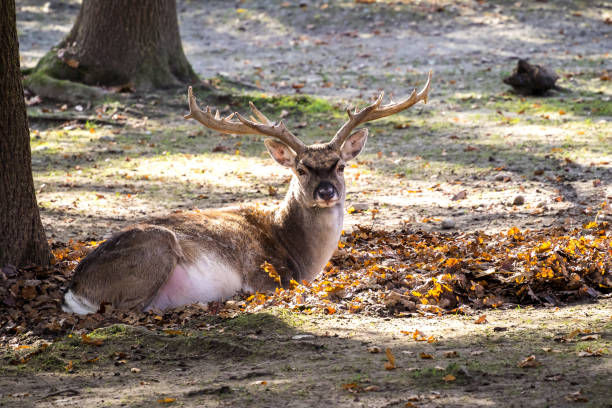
184, 71, 432, 210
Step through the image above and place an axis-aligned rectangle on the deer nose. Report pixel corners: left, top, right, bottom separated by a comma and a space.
315, 182, 337, 201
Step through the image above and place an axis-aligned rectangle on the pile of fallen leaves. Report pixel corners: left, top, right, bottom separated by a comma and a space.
1, 223, 610, 339
249, 222, 611, 317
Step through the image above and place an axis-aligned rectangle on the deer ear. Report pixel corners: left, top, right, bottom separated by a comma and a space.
264, 139, 297, 167
340, 129, 368, 161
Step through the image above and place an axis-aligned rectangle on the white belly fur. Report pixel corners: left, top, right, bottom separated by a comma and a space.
146, 253, 243, 310
62, 289, 99, 315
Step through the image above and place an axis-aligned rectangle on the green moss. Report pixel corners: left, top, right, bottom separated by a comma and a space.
23, 71, 105, 102
88, 324, 131, 339
237, 93, 335, 115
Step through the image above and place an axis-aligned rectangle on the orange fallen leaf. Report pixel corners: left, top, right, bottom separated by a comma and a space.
163, 330, 185, 336
474, 314, 488, 324
81, 333, 104, 346
419, 352, 433, 359
384, 348, 396, 370
442, 374, 456, 382
157, 397, 176, 404
65, 58, 79, 68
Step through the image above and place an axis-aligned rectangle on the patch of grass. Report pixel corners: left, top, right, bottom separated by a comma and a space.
235, 92, 336, 116
224, 309, 308, 334
88, 324, 131, 339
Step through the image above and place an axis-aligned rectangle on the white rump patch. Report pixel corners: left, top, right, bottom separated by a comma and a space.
62, 290, 99, 315
146, 254, 243, 310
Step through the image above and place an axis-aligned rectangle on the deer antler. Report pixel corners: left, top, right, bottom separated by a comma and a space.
184, 87, 306, 154
330, 70, 432, 149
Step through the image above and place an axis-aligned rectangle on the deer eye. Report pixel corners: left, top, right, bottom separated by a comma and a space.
297, 168, 307, 176
337, 164, 345, 172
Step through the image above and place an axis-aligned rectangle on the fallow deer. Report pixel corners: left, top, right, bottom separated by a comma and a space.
62, 72, 432, 314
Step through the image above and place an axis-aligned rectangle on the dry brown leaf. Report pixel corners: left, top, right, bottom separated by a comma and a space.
577, 348, 605, 357
517, 355, 541, 368
64, 58, 79, 68
81, 333, 104, 346
451, 190, 467, 201
442, 374, 456, 382
384, 348, 396, 370
565, 390, 588, 402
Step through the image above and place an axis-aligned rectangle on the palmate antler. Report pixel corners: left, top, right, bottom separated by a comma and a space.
329, 70, 433, 149
184, 87, 306, 154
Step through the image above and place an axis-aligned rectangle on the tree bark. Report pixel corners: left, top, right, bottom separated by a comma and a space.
33, 0, 198, 90
0, 0, 51, 267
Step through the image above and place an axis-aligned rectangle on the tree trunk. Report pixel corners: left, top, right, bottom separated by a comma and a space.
0, 0, 51, 267
33, 0, 198, 91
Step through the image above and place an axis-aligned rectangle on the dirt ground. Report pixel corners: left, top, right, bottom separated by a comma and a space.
2, 0, 611, 407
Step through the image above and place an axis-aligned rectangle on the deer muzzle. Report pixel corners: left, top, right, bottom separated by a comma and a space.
314, 181, 339, 206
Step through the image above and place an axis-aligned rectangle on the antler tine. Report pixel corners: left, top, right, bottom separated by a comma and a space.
184, 87, 306, 153
330, 70, 433, 149
248, 101, 272, 125
236, 113, 305, 154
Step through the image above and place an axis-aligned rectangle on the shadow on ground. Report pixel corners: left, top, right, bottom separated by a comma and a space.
2, 301, 611, 408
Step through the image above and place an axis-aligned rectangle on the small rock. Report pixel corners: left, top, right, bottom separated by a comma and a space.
291, 334, 315, 340
513, 195, 525, 206
368, 346, 382, 353
441, 219, 456, 229
350, 203, 369, 213
451, 190, 467, 201
33, 145, 49, 151
130, 367, 141, 373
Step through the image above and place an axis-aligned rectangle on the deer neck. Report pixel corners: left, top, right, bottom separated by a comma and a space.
273, 178, 344, 282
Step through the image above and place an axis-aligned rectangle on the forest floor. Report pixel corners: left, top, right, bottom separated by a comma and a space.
2, 0, 611, 407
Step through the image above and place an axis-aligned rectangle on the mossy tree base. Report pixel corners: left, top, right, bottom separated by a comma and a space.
27, 0, 198, 99
23, 71, 106, 102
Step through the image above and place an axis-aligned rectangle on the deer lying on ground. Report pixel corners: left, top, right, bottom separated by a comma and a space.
62, 72, 432, 314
